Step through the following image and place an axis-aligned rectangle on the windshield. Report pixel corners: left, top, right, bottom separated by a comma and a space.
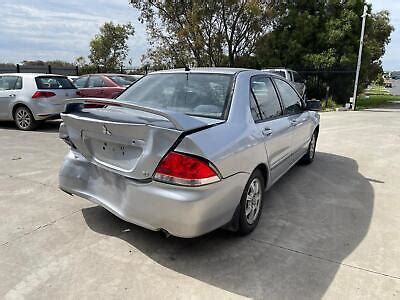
117, 73, 233, 119
107, 75, 136, 86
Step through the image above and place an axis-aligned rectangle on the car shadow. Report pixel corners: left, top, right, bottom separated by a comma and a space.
0, 120, 61, 133
82, 152, 374, 299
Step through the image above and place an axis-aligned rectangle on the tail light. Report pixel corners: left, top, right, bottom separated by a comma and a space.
32, 91, 56, 99
154, 151, 220, 186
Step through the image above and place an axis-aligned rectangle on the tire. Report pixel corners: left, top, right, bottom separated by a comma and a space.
301, 131, 317, 164
14, 106, 37, 131
236, 169, 265, 235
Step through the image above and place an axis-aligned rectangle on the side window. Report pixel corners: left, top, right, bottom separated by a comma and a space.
250, 76, 282, 121
250, 93, 262, 121
289, 71, 294, 82
274, 78, 303, 115
88, 76, 105, 88
0, 76, 21, 90
293, 71, 303, 83
15, 77, 22, 89
74, 76, 88, 88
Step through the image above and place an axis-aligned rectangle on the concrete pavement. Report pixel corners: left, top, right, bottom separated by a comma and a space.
0, 106, 399, 299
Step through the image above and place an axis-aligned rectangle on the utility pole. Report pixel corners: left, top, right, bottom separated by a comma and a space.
352, 4, 368, 110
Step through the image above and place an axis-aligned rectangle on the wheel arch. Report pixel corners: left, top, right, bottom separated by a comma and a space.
253, 163, 269, 189
12, 103, 32, 120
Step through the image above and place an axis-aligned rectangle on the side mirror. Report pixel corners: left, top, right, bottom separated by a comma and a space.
306, 99, 321, 111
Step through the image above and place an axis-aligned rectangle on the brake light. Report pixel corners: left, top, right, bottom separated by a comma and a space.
32, 91, 56, 99
154, 151, 220, 186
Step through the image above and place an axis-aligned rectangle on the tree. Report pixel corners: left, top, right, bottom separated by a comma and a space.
130, 0, 276, 67
89, 22, 135, 70
254, 0, 394, 103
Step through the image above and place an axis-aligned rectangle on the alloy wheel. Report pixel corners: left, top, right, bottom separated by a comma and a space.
245, 178, 262, 225
16, 108, 32, 130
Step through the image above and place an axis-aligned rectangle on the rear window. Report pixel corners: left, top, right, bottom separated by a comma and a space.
117, 73, 233, 119
35, 76, 75, 89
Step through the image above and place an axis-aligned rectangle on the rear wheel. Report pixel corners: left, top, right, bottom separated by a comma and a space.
301, 131, 317, 164
235, 169, 265, 235
14, 106, 37, 131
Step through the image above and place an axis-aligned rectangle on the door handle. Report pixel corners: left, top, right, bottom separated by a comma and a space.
9, 94, 16, 98
290, 119, 298, 126
262, 127, 273, 136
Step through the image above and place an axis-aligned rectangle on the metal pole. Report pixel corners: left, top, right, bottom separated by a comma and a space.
352, 4, 368, 110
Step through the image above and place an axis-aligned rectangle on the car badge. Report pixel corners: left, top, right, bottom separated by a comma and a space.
102, 125, 112, 136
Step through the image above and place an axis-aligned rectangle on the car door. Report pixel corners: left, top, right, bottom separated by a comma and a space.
273, 78, 313, 163
73, 76, 89, 97
0, 75, 22, 119
250, 75, 293, 183
85, 75, 107, 98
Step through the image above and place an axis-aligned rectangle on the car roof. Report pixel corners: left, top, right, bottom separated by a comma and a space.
81, 73, 137, 76
0, 73, 68, 78
151, 67, 252, 75
262, 68, 296, 72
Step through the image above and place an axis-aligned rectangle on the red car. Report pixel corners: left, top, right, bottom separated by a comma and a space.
73, 74, 142, 99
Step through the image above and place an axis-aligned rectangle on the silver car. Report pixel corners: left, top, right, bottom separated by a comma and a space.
0, 73, 77, 130
59, 68, 320, 238
262, 68, 306, 98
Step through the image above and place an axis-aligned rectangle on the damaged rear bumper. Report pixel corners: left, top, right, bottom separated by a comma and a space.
59, 150, 248, 238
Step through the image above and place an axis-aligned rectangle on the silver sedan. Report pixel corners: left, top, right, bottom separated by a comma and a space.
59, 68, 320, 238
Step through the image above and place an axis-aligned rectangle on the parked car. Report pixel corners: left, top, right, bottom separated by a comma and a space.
262, 68, 306, 98
73, 74, 141, 99
0, 73, 77, 130
384, 80, 392, 88
67, 76, 79, 82
59, 68, 320, 238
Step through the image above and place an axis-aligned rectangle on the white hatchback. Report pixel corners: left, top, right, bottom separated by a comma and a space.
0, 73, 77, 130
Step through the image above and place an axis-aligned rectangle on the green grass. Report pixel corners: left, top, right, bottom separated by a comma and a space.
364, 84, 391, 96
320, 97, 340, 111
356, 95, 400, 109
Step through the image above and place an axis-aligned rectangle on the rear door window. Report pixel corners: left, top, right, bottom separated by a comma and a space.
0, 76, 22, 90
35, 76, 75, 89
250, 76, 282, 121
274, 78, 303, 115
88, 76, 106, 88
73, 76, 88, 88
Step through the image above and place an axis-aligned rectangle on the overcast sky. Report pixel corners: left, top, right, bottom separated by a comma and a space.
0, 0, 398, 70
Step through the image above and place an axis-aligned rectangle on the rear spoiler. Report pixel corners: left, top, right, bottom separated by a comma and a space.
63, 98, 218, 131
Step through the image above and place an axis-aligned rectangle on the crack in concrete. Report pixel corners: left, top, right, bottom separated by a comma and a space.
0, 172, 55, 189
0, 209, 82, 247
250, 237, 400, 281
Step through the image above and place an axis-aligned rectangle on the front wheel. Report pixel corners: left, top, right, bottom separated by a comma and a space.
235, 170, 265, 235
14, 106, 37, 131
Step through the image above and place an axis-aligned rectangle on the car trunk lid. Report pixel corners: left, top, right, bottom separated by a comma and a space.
61, 98, 222, 180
